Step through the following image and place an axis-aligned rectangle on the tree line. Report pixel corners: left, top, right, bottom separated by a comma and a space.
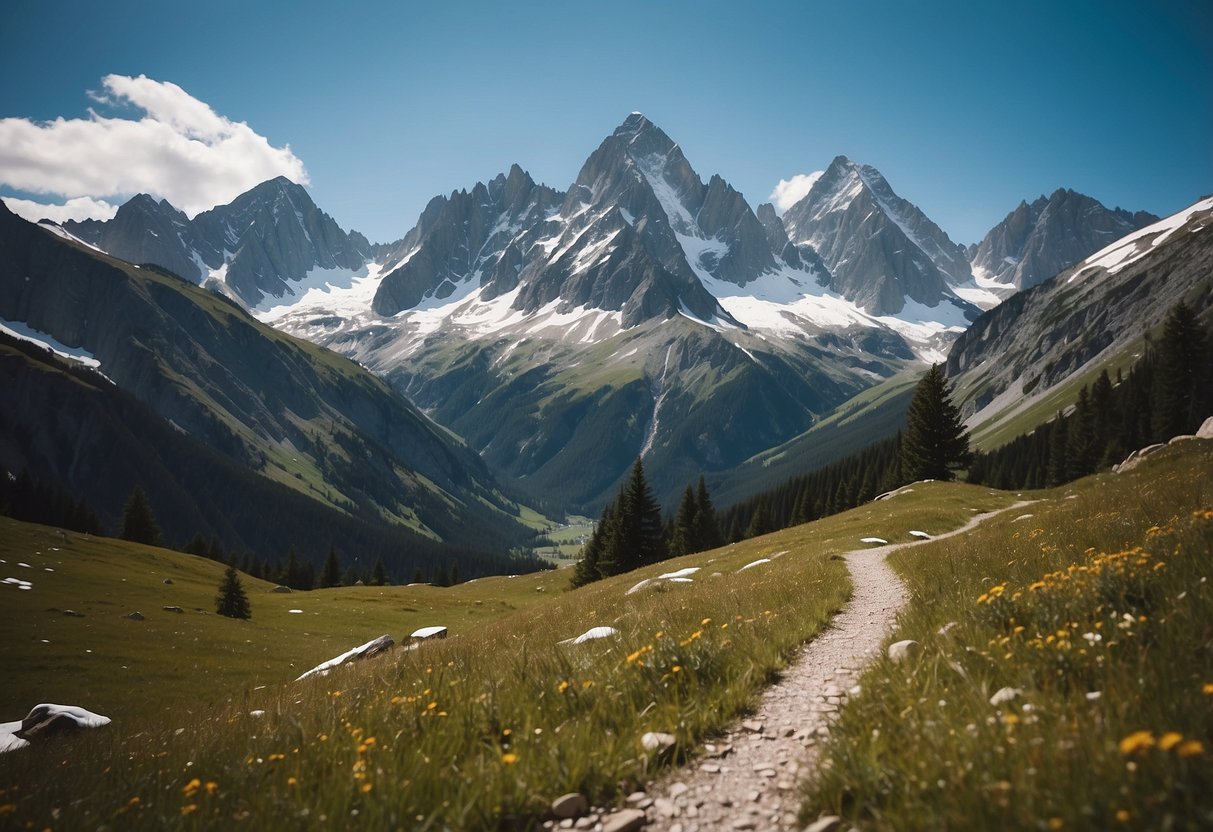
969, 300, 1211, 489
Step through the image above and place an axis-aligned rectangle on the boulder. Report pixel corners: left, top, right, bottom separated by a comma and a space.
559, 626, 619, 645
162, 605, 184, 613
887, 640, 921, 662
295, 634, 395, 681
861, 537, 889, 544
641, 731, 676, 751
271, 585, 291, 593
409, 625, 448, 641
1198, 416, 1213, 439
551, 792, 589, 819
125, 611, 145, 621
162, 578, 173, 585
16, 704, 110, 742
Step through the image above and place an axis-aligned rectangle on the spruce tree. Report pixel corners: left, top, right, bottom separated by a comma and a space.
119, 486, 163, 546
900, 364, 972, 481
669, 486, 697, 557
746, 501, 773, 538
372, 556, 387, 586
1046, 414, 1069, 486
215, 565, 251, 620
1152, 300, 1209, 440
610, 458, 666, 572
321, 545, 342, 588
692, 476, 721, 551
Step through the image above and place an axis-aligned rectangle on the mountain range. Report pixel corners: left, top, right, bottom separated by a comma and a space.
22, 113, 1169, 515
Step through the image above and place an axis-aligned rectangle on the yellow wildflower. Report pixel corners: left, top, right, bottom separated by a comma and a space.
1047, 819, 1064, 830
182, 778, 201, 797
181, 803, 198, 815
1202, 683, 1213, 695
1177, 740, 1204, 758
1158, 732, 1184, 751
361, 783, 373, 793
501, 752, 518, 765
1115, 809, 1130, 823
557, 680, 570, 694
1118, 731, 1155, 755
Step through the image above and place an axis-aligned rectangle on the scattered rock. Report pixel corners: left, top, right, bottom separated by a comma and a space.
737, 559, 770, 572
668, 782, 689, 798
295, 634, 395, 681
162, 605, 184, 613
805, 816, 843, 832
271, 585, 291, 593
14, 704, 110, 745
1115, 442, 1165, 473
1011, 514, 1034, 522
162, 578, 173, 585
641, 731, 676, 751
601, 808, 646, 832
860, 537, 888, 545
410, 625, 448, 641
249, 710, 266, 718
624, 791, 648, 805
626, 579, 652, 595
62, 609, 85, 618
559, 626, 619, 645
124, 611, 145, 621
909, 530, 931, 539
887, 640, 920, 662
1197, 416, 1213, 439
551, 793, 588, 819
937, 621, 959, 637
657, 567, 700, 580
742, 720, 764, 733
989, 687, 1022, 706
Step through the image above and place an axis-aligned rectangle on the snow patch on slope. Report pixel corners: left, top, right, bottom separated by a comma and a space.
1068, 196, 1213, 282
0, 318, 102, 370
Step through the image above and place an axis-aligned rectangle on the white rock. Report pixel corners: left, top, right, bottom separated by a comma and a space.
860, 537, 888, 545
737, 558, 770, 572
937, 621, 959, 637
887, 640, 920, 662
657, 567, 700, 580
551, 793, 588, 819
989, 687, 1022, 706
625, 579, 652, 595
410, 625, 448, 640
1085, 691, 1102, 701
559, 626, 619, 645
805, 816, 843, 832
667, 577, 694, 583
601, 808, 646, 832
641, 731, 676, 751
249, 710, 266, 718
11, 704, 110, 747
909, 530, 931, 539
295, 634, 395, 681
1197, 416, 1213, 439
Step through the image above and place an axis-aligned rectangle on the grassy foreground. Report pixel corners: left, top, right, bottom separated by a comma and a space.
804, 440, 1213, 830
0, 483, 1017, 829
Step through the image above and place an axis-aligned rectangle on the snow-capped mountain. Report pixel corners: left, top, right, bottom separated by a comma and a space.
61, 177, 371, 309
778, 155, 980, 315
948, 195, 1213, 438
265, 115, 969, 511
968, 188, 1158, 291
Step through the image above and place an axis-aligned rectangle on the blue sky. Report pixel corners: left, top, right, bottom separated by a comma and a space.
1, 0, 1209, 244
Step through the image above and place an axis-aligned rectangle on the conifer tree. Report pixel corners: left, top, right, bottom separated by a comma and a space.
183, 533, 209, 556
120, 486, 163, 546
321, 545, 342, 588
746, 501, 773, 538
215, 565, 251, 620
610, 458, 665, 572
669, 485, 697, 557
1152, 300, 1209, 440
372, 556, 387, 586
693, 476, 721, 551
901, 364, 972, 481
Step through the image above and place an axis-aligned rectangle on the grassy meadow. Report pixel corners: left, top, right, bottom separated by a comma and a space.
0, 482, 1018, 829
804, 440, 1213, 830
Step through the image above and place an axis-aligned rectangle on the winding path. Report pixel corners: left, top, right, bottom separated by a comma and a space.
632, 500, 1034, 832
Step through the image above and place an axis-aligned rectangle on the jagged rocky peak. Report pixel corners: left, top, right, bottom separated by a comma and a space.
970, 187, 1160, 290
780, 154, 972, 315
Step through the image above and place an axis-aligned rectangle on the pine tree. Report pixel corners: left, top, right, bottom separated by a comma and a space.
372, 556, 387, 586
746, 501, 773, 538
321, 545, 341, 588
1065, 386, 1095, 479
1046, 414, 1069, 486
692, 476, 721, 551
1152, 300, 1209, 440
215, 565, 251, 620
901, 364, 972, 481
609, 458, 666, 572
119, 486, 163, 546
669, 486, 697, 557
183, 533, 209, 556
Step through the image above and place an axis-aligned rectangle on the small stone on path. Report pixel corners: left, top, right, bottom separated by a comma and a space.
551, 793, 588, 819
601, 808, 646, 832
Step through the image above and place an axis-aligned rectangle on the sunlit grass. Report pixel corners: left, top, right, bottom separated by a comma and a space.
803, 441, 1213, 830
0, 482, 1018, 829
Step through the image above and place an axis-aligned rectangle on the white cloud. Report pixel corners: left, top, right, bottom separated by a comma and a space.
0, 74, 308, 219
769, 171, 824, 215
3, 195, 118, 224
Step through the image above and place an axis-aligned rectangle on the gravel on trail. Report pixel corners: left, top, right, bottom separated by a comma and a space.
629, 501, 1035, 832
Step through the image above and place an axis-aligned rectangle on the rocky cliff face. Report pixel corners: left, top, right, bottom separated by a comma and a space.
0, 200, 527, 546
63, 177, 372, 309
968, 188, 1159, 290
947, 196, 1213, 430
780, 155, 975, 316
